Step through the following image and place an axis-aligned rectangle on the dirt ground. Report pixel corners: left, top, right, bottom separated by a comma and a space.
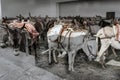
0, 27, 120, 80
35, 41, 120, 80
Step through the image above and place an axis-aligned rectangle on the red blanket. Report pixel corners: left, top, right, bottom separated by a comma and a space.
25, 23, 39, 39
10, 22, 39, 39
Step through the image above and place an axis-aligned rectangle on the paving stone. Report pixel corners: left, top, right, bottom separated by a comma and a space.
0, 50, 33, 71
28, 67, 62, 80
0, 48, 63, 80
17, 75, 38, 80
0, 58, 24, 80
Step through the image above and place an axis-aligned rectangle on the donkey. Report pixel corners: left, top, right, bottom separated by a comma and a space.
43, 23, 98, 71
7, 19, 39, 58
94, 24, 120, 68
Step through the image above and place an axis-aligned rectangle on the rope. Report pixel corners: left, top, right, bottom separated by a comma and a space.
58, 30, 73, 53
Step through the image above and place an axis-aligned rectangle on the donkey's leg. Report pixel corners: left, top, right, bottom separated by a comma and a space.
33, 42, 37, 63
48, 49, 52, 65
25, 38, 29, 56
9, 36, 14, 47
95, 40, 110, 62
68, 51, 72, 71
111, 47, 117, 57
71, 51, 76, 71
36, 36, 40, 49
53, 50, 58, 64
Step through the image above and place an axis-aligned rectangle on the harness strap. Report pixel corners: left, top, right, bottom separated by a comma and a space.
58, 42, 67, 53
68, 31, 72, 50
60, 30, 71, 43
57, 27, 66, 43
57, 30, 72, 53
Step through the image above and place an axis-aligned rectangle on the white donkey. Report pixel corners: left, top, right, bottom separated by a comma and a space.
95, 25, 120, 68
45, 24, 98, 71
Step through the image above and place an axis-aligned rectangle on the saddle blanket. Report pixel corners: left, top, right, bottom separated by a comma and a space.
47, 24, 63, 41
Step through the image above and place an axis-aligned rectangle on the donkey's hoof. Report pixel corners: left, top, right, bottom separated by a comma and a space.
14, 53, 20, 56
71, 69, 75, 72
101, 63, 107, 69
48, 62, 52, 65
55, 62, 58, 64
0, 43, 7, 48
94, 58, 100, 62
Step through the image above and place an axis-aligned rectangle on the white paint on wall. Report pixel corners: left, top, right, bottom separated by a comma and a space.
2, 0, 52, 17
2, 0, 120, 18
59, 1, 120, 17
1, 0, 76, 17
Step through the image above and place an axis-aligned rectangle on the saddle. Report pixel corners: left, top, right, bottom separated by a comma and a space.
47, 24, 73, 42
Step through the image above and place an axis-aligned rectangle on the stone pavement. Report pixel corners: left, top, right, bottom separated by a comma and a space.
0, 47, 63, 80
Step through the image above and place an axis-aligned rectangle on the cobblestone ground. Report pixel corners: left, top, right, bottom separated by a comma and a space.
0, 47, 63, 80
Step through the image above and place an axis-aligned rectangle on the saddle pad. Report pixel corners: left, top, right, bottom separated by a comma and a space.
47, 24, 63, 41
